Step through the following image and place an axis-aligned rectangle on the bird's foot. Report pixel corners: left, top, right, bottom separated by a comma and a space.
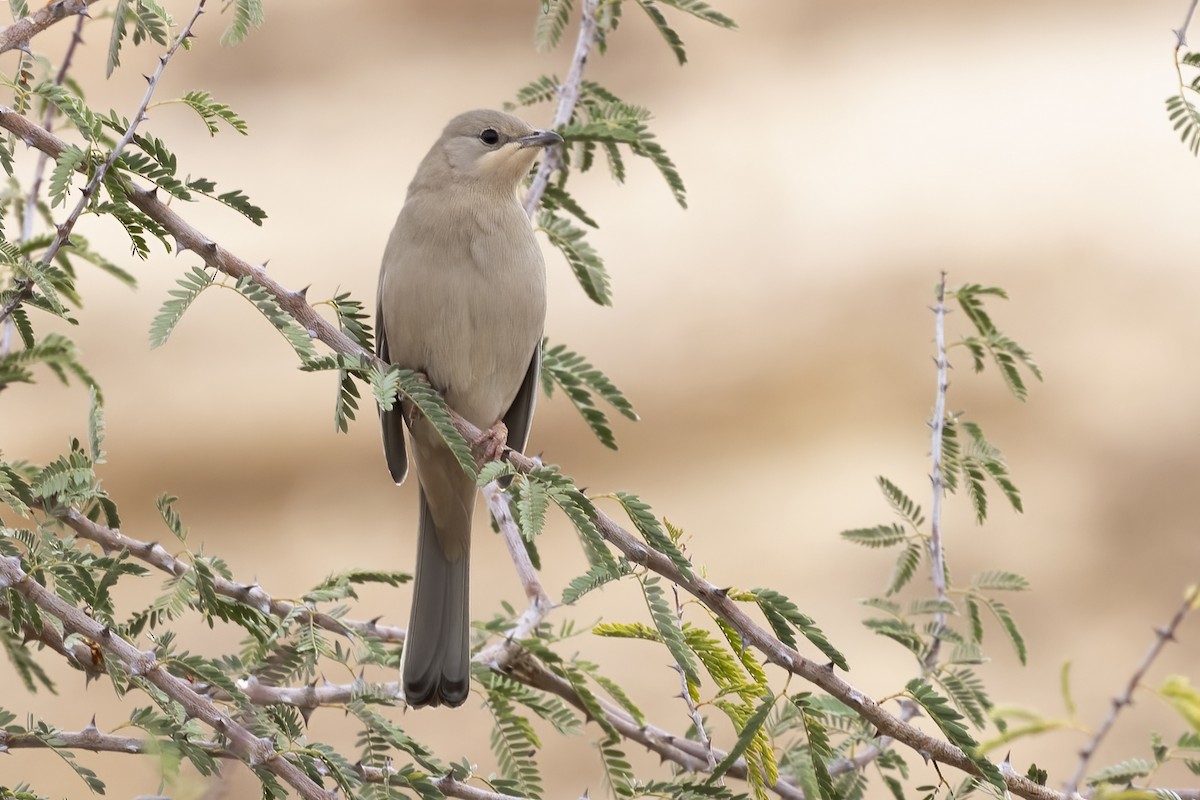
475, 421, 509, 465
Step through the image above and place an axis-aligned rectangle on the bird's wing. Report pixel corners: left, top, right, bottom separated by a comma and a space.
376, 295, 409, 485
502, 339, 541, 455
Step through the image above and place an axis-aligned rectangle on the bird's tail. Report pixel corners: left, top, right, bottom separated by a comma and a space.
403, 489, 471, 708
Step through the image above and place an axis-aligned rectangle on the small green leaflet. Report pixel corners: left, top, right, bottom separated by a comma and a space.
639, 575, 700, 686
750, 588, 848, 670
905, 679, 1004, 790
149, 266, 213, 348
708, 693, 774, 783
615, 492, 692, 579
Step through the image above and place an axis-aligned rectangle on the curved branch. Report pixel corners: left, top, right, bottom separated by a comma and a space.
1063, 588, 1198, 794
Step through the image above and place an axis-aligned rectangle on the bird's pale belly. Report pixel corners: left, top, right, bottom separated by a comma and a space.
384, 259, 544, 428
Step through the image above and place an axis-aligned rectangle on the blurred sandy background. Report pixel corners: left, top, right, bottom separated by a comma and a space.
2, 0, 1199, 797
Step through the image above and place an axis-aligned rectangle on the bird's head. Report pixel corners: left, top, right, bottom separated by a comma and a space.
432, 109, 563, 189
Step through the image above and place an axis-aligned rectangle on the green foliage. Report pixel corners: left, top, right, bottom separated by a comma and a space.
149, 265, 213, 348
1167, 52, 1200, 155
951, 284, 1041, 402
941, 416, 1022, 523
48, 145, 87, 209
538, 211, 610, 305
231, 275, 317, 359
535, 0, 574, 51
614, 491, 691, 578
905, 679, 1003, 790
177, 90, 249, 136
486, 690, 545, 799
541, 340, 637, 448
639, 574, 700, 685
750, 588, 848, 670
221, 0, 265, 46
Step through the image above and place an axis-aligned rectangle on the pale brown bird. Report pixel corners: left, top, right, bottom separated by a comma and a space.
376, 109, 561, 708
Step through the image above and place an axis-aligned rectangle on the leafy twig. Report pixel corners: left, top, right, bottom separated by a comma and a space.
925, 272, 950, 671
673, 585, 716, 770
55, 507, 406, 644
21, 11, 86, 245
521, 0, 600, 218
1063, 587, 1199, 794
39, 1, 205, 277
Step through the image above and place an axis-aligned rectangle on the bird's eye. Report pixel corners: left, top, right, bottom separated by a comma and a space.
479, 128, 501, 146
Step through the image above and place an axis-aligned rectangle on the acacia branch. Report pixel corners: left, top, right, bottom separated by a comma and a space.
521, 0, 600, 217
0, 554, 336, 800
54, 506, 406, 644
1063, 587, 1198, 794
0, 588, 102, 677
0, 0, 98, 56
40, 1, 204, 278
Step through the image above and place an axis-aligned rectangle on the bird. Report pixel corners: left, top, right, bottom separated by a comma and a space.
375, 109, 561, 708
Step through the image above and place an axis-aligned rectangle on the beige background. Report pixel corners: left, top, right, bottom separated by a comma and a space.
2, 0, 1199, 797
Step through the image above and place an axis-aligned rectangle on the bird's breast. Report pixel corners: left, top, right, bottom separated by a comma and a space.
379, 197, 547, 427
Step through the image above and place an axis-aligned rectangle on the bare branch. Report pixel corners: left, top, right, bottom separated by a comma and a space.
55, 507, 406, 645
522, 0, 600, 218
1063, 586, 1199, 794
0, 0, 99, 56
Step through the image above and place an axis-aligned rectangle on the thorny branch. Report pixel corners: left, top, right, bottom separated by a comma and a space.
925, 272, 950, 671
522, 0, 600, 218
1063, 587, 1199, 794
0, 0, 98, 57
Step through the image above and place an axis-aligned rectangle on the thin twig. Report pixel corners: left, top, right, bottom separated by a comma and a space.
38, 1, 206, 280
22, 12, 86, 244
521, 0, 600, 218
475, 482, 553, 670
2, 13, 88, 374
924, 272, 950, 671
673, 584, 716, 770
0, 0, 98, 56
1063, 587, 1198, 794
55, 507, 406, 644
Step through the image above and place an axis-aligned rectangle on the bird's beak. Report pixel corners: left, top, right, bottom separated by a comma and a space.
516, 129, 564, 149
